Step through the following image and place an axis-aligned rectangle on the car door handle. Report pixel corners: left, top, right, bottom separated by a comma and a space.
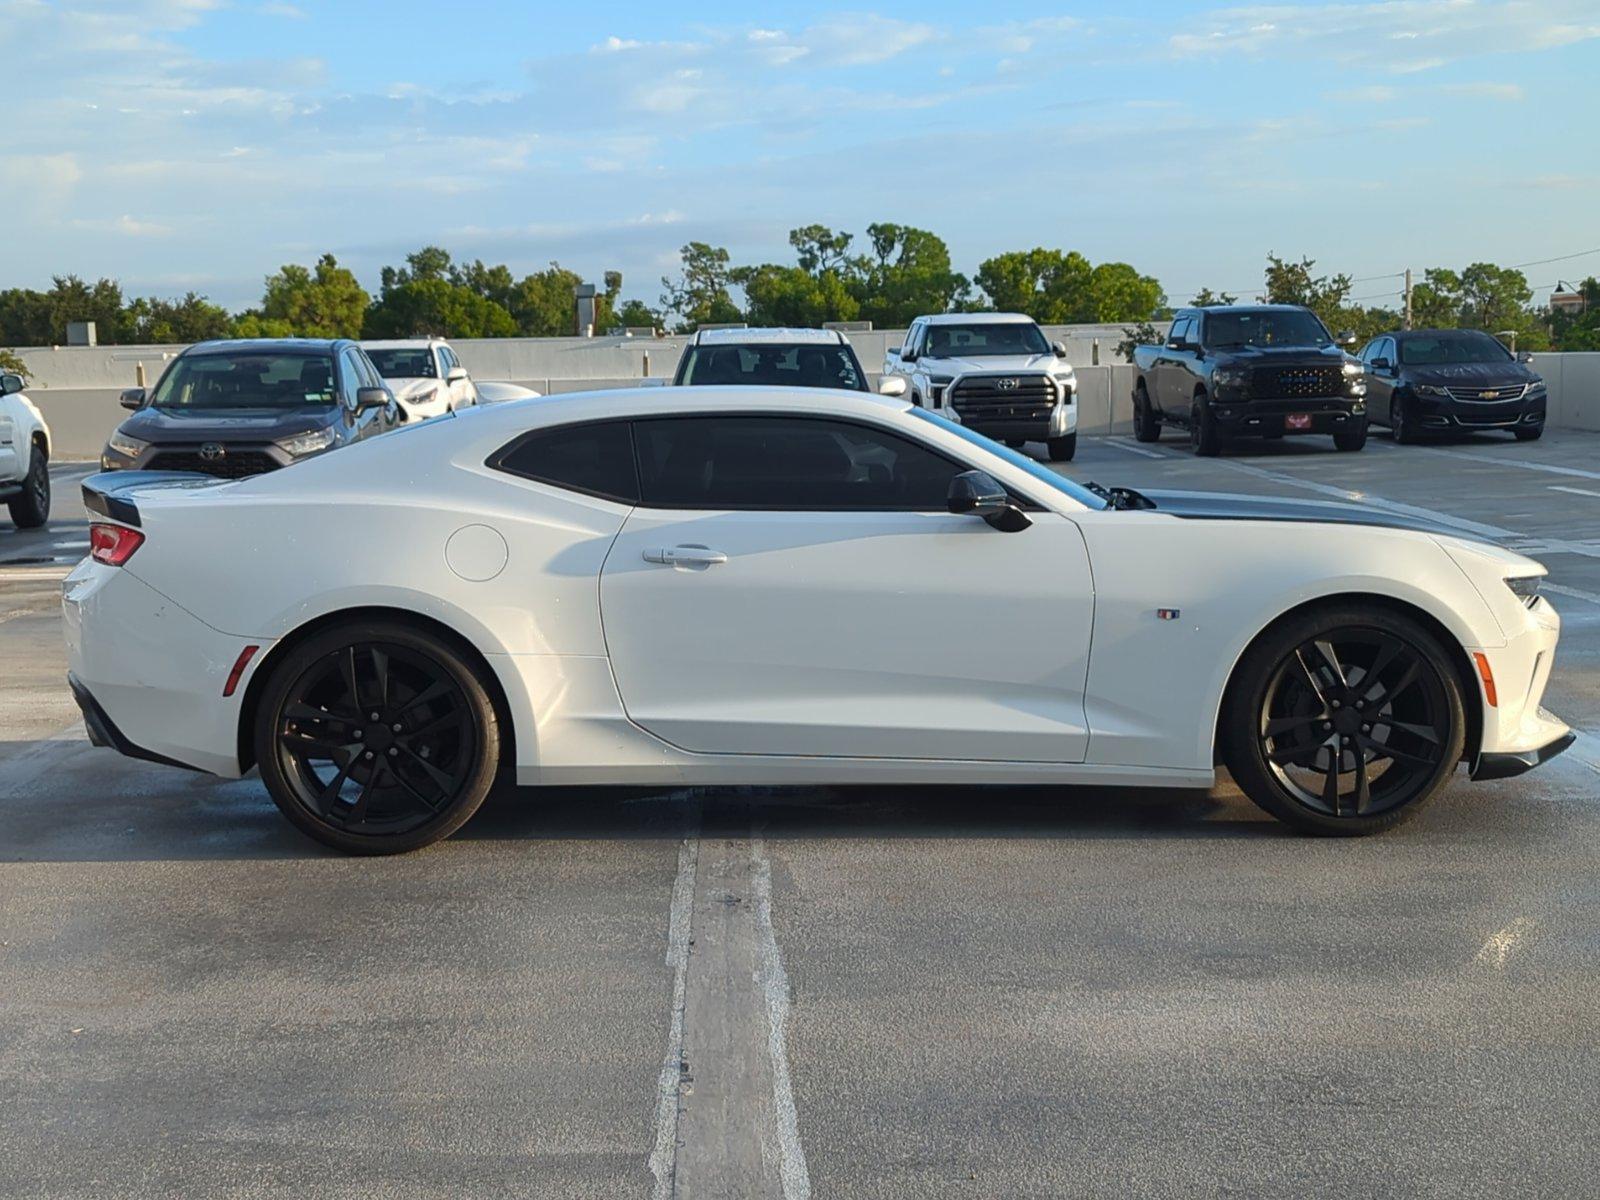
643, 545, 728, 568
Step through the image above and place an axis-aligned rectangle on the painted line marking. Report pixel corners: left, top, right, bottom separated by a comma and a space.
1544, 582, 1600, 606
650, 813, 701, 1200
751, 830, 811, 1200
0, 568, 71, 582
0, 607, 32, 626
1548, 485, 1600, 500
1411, 444, 1600, 483
1475, 917, 1536, 970
1103, 438, 1167, 459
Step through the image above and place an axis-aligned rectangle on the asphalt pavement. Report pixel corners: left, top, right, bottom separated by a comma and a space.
3, 431, 1599, 1199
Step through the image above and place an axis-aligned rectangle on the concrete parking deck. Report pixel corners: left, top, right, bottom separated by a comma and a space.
3, 431, 1599, 1198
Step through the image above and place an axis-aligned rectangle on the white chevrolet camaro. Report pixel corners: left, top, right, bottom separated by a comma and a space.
64, 387, 1572, 853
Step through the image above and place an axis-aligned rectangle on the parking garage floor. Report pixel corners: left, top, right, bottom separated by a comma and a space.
3, 432, 1599, 1199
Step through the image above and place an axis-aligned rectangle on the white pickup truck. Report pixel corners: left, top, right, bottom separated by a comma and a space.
0, 371, 51, 528
881, 312, 1079, 461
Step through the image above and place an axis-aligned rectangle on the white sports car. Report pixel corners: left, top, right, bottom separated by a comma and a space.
63, 387, 1572, 854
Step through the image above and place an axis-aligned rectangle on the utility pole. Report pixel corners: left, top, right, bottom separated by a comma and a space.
1403, 268, 1413, 330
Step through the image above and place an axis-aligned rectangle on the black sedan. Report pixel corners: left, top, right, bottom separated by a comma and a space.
1358, 329, 1546, 443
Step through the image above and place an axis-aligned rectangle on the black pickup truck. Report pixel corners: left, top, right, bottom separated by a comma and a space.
1130, 304, 1368, 456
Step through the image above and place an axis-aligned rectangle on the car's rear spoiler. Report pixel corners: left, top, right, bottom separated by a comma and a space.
81, 471, 235, 528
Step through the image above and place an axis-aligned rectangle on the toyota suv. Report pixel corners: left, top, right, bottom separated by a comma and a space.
102, 339, 400, 477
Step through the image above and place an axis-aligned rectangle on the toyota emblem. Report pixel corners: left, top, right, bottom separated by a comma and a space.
997, 378, 1019, 391
199, 442, 226, 461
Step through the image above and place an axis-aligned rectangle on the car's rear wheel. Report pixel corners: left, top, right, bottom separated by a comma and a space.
1133, 385, 1161, 442
255, 621, 501, 854
1047, 432, 1077, 462
1221, 605, 1465, 836
1005, 438, 1026, 450
1514, 425, 1543, 442
7, 444, 49, 529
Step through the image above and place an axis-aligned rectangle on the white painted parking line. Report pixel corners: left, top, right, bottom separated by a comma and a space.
1544, 582, 1600, 606
750, 830, 811, 1200
1408, 444, 1600, 483
0, 567, 72, 582
1548, 485, 1600, 500
650, 821, 700, 1200
1104, 438, 1168, 459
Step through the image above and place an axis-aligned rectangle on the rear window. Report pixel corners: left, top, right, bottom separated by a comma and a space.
677, 343, 866, 390
489, 421, 639, 503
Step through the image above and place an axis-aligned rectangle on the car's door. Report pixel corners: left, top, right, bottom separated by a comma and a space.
1367, 337, 1399, 420
599, 413, 1095, 762
440, 346, 475, 407
1155, 317, 1192, 416
339, 347, 388, 439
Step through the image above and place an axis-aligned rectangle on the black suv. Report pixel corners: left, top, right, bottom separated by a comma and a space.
1357, 328, 1546, 443
1131, 305, 1368, 455
102, 339, 400, 477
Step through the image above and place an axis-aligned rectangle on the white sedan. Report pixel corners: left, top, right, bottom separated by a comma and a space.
63, 387, 1572, 853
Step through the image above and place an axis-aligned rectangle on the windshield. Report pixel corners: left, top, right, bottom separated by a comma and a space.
150, 352, 337, 409
1400, 332, 1512, 366
678, 343, 867, 390
1204, 309, 1332, 350
924, 322, 1049, 358
910, 408, 1107, 511
365, 347, 437, 379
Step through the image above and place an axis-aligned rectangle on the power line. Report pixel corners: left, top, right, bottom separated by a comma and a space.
1509, 247, 1600, 270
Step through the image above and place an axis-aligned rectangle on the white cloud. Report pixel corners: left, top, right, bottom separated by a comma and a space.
1440, 81, 1526, 99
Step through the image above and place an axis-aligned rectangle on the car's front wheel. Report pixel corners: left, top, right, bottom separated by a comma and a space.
1221, 604, 1465, 835
255, 621, 502, 854
1047, 432, 1077, 462
1333, 420, 1368, 452
7, 444, 50, 529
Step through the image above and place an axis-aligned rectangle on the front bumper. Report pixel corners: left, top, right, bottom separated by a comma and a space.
1472, 730, 1576, 780
101, 441, 296, 477
1468, 594, 1570, 776
1211, 398, 1365, 437
1411, 393, 1546, 432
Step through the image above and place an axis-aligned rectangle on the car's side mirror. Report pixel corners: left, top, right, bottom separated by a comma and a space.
1052, 341, 1068, 358
947, 470, 1031, 532
356, 386, 389, 412
119, 387, 146, 409
446, 366, 469, 383
1517, 351, 1534, 364
1338, 330, 1357, 346
1370, 357, 1391, 371
1, 373, 24, 395
877, 376, 908, 397
901, 350, 918, 364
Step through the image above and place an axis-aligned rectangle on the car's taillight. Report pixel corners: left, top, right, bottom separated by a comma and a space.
89, 523, 145, 566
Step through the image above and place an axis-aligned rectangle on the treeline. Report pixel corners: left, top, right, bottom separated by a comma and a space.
3, 230, 1593, 367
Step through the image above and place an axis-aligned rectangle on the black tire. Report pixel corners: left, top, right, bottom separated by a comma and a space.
1191, 399, 1221, 457
1220, 604, 1465, 836
1133, 385, 1161, 442
1333, 420, 1368, 452
1514, 426, 1543, 442
7, 443, 49, 529
1391, 399, 1418, 445
1047, 432, 1077, 462
254, 621, 502, 854
1005, 438, 1027, 450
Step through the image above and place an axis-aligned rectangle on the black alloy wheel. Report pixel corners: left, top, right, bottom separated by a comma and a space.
256, 622, 501, 854
8, 447, 50, 528
1222, 607, 1464, 835
1133, 387, 1161, 443
1191, 400, 1221, 456
1391, 399, 1417, 444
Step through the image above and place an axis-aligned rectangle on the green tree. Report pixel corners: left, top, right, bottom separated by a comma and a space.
364, 278, 517, 339
1550, 277, 1600, 350
1262, 254, 1352, 328
229, 312, 296, 339
0, 290, 54, 346
1116, 321, 1161, 363
660, 242, 743, 332
789, 225, 854, 275
736, 264, 860, 327
243, 254, 370, 338
853, 223, 968, 327
1190, 287, 1237, 307
974, 248, 1092, 322
615, 298, 661, 332
505, 263, 584, 336
0, 276, 132, 344
0, 349, 29, 380
1086, 261, 1163, 322
124, 293, 232, 343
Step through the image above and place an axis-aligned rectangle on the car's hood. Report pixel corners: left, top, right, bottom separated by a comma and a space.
1213, 344, 1351, 366
121, 406, 337, 441
1139, 488, 1461, 536
925, 353, 1066, 375
1403, 361, 1539, 387
385, 377, 443, 401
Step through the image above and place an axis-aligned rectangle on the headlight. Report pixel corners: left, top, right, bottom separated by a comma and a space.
926, 373, 955, 385
408, 387, 439, 406
1414, 384, 1452, 398
1213, 366, 1249, 387
277, 427, 337, 457
1342, 360, 1364, 376
106, 432, 147, 459
1053, 369, 1076, 392
1505, 574, 1542, 606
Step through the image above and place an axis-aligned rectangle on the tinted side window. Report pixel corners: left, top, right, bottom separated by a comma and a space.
491, 421, 639, 503
339, 348, 368, 402
634, 416, 962, 510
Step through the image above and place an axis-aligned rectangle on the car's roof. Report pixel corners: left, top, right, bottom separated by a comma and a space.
691, 327, 846, 346
1393, 328, 1495, 339
918, 312, 1036, 326
186, 338, 344, 356
1186, 304, 1308, 313
361, 338, 446, 349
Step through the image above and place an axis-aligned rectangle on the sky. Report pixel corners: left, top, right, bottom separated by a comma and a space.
3, 0, 1598, 312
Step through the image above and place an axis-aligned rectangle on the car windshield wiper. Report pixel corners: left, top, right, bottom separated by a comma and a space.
1086, 481, 1157, 511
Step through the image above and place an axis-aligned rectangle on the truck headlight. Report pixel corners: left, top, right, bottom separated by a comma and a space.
106, 432, 147, 459
277, 427, 337, 457
1342, 361, 1364, 376
1415, 384, 1452, 398
1213, 366, 1248, 388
